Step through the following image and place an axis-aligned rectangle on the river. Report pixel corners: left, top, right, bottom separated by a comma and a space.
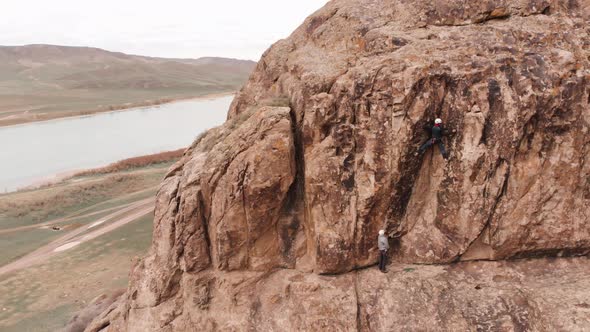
0, 96, 232, 192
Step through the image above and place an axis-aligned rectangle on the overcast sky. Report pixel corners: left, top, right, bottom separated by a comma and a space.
0, 0, 329, 60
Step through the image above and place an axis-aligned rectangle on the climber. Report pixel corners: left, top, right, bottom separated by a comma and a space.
378, 230, 389, 273
415, 118, 449, 159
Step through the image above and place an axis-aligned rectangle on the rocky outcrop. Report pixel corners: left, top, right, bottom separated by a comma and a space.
86, 0, 590, 330
87, 257, 590, 331
230, 0, 590, 271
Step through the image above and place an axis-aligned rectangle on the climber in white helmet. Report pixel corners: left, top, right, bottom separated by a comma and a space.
415, 118, 450, 159
377, 229, 389, 273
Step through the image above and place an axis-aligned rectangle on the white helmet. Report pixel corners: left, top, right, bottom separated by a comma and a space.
379, 230, 385, 235
435, 118, 443, 124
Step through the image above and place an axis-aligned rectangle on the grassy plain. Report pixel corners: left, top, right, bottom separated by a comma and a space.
0, 150, 183, 331
0, 44, 255, 126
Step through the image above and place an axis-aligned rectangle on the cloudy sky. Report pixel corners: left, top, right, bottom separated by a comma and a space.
0, 0, 329, 60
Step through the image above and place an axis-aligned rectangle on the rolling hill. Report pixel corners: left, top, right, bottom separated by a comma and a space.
0, 44, 256, 125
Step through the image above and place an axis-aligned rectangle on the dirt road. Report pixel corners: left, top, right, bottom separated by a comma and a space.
0, 198, 154, 276
0, 186, 158, 235
0, 204, 130, 235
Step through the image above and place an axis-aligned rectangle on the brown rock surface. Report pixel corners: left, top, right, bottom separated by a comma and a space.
231, 0, 590, 270
85, 0, 590, 330
87, 258, 590, 331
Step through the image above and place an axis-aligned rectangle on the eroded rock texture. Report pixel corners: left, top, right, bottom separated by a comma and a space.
86, 0, 590, 330
88, 258, 590, 331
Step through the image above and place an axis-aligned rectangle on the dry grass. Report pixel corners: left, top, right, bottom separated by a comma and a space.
0, 173, 161, 225
0, 45, 256, 127
0, 149, 177, 228
106, 97, 175, 111
227, 106, 258, 130
74, 149, 185, 176
259, 96, 291, 107
0, 214, 154, 331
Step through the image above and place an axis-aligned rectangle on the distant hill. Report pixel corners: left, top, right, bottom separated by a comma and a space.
0, 44, 256, 126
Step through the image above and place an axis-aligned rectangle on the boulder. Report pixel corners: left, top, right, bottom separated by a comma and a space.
85, 0, 590, 330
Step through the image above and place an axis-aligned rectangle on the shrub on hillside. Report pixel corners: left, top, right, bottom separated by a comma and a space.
75, 149, 185, 176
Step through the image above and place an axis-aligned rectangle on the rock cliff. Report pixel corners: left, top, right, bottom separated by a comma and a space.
86, 0, 590, 330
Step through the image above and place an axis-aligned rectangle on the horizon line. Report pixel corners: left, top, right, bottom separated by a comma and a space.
0, 43, 260, 62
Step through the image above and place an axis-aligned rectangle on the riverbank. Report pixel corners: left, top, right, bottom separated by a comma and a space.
0, 91, 235, 128
0, 95, 231, 192
12, 149, 186, 193
0, 157, 165, 331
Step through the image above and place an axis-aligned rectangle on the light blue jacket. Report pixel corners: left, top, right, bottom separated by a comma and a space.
378, 234, 389, 251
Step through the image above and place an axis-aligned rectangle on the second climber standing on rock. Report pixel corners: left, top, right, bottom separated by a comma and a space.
378, 230, 389, 273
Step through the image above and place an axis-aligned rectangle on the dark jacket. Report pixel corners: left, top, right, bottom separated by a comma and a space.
424, 124, 446, 140
432, 125, 443, 140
